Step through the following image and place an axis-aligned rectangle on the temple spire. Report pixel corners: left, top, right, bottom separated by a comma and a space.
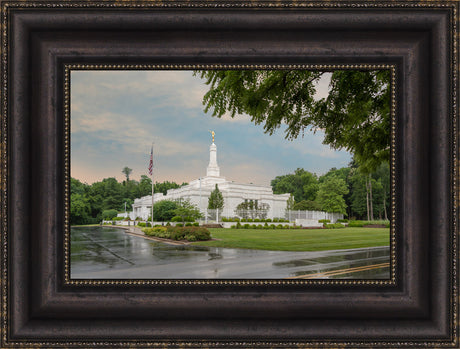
206, 133, 220, 177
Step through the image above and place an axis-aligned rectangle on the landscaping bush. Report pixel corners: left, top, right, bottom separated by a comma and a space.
185, 222, 193, 227
243, 224, 251, 229
166, 226, 211, 241
241, 218, 248, 222
171, 216, 195, 222
113, 216, 124, 221
137, 222, 151, 228
193, 222, 199, 227
337, 219, 349, 223
273, 218, 279, 223
265, 218, 272, 223
175, 223, 183, 227
270, 224, 276, 229
236, 222, 242, 229
251, 224, 258, 229
276, 224, 284, 229
142, 226, 171, 238
348, 220, 365, 227
230, 225, 237, 229
324, 223, 345, 229
247, 218, 253, 222
254, 218, 260, 222
257, 224, 263, 229
284, 224, 290, 229
318, 219, 331, 223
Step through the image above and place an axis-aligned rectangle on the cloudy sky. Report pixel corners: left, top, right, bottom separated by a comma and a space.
71, 70, 351, 186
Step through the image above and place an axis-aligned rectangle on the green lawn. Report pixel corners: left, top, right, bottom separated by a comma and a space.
191, 227, 390, 252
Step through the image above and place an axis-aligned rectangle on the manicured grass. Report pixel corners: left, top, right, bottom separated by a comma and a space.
191, 227, 390, 252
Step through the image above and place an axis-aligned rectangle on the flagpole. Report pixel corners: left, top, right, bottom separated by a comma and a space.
151, 143, 154, 227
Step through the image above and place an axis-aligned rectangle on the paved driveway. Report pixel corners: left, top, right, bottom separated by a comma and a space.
71, 226, 390, 279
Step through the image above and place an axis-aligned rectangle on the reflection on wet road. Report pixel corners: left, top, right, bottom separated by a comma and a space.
71, 226, 390, 279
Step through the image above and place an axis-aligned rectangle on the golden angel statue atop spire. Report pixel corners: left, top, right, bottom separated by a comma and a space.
209, 130, 215, 143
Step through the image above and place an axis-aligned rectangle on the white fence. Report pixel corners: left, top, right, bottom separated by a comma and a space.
202, 209, 343, 224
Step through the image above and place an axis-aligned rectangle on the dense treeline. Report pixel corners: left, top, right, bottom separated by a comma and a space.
70, 173, 187, 225
271, 159, 390, 220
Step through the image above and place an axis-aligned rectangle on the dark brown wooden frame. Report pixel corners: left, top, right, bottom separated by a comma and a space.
1, 1, 458, 347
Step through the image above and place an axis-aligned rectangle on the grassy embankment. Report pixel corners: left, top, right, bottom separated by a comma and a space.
192, 227, 390, 252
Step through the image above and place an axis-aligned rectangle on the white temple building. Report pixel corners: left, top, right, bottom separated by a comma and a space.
130, 139, 290, 220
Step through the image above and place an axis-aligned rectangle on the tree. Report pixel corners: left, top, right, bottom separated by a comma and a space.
70, 193, 91, 225
152, 200, 178, 221
316, 176, 349, 214
198, 70, 390, 171
122, 167, 132, 182
101, 209, 118, 220
271, 168, 319, 202
293, 200, 322, 211
173, 199, 203, 225
286, 194, 295, 210
208, 184, 224, 210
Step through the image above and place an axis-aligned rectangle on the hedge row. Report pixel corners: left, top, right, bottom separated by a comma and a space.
141, 226, 211, 242
324, 223, 345, 229
231, 223, 300, 229
348, 220, 390, 228
222, 217, 289, 223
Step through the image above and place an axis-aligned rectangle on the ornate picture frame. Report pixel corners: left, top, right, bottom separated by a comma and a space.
1, 1, 458, 347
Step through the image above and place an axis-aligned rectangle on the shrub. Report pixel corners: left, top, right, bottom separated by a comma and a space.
166, 226, 211, 241
176, 223, 183, 227
273, 218, 279, 223
243, 224, 251, 229
185, 222, 193, 227
241, 218, 247, 222
276, 224, 284, 229
257, 224, 263, 229
113, 216, 124, 221
348, 220, 365, 227
236, 221, 242, 229
318, 219, 331, 223
142, 226, 171, 238
135, 217, 142, 221
270, 224, 276, 229
193, 222, 199, 227
251, 224, 258, 229
230, 225, 237, 229
254, 218, 260, 222
265, 218, 272, 223
337, 219, 349, 223
324, 223, 345, 229
171, 216, 182, 222
137, 222, 151, 228
222, 217, 228, 222
284, 224, 290, 229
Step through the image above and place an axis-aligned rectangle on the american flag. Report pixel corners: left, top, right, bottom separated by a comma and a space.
148, 145, 153, 175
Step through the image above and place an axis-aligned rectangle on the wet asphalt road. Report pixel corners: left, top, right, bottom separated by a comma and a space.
71, 226, 390, 279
